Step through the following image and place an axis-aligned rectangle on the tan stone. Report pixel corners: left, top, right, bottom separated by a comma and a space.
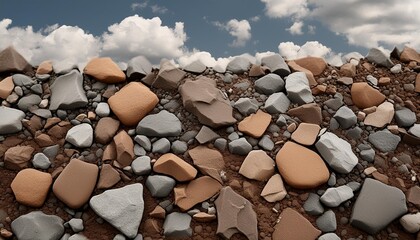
84, 57, 126, 83
238, 110, 271, 138
364, 101, 394, 128
97, 164, 121, 189
400, 47, 420, 63
103, 142, 117, 162
193, 212, 217, 222
36, 60, 53, 75
154, 153, 197, 181
272, 208, 321, 240
153, 60, 186, 90
188, 146, 225, 183
52, 159, 98, 209
239, 150, 275, 181
0, 46, 33, 73
0, 76, 14, 99
294, 56, 327, 76
11, 168, 52, 207
287, 122, 297, 133
311, 84, 326, 95
291, 123, 321, 146
408, 186, 420, 208
288, 61, 317, 86
351, 82, 386, 109
34, 133, 54, 147
337, 77, 353, 85
340, 63, 356, 77
416, 74, 420, 93
174, 176, 222, 211
149, 205, 166, 219
276, 141, 329, 189
108, 82, 158, 126
95, 117, 120, 144
113, 130, 134, 167
4, 146, 35, 170
378, 77, 391, 86
260, 174, 287, 202
372, 171, 389, 184
287, 103, 322, 125
362, 62, 374, 72
248, 64, 265, 77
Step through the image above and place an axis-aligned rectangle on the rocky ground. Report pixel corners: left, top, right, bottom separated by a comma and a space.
0, 45, 420, 240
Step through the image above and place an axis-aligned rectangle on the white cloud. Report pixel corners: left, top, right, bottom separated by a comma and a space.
214, 19, 251, 47
250, 16, 260, 22
261, 0, 309, 19
131, 1, 148, 11
307, 25, 316, 34
151, 4, 168, 14
278, 41, 331, 60
287, 21, 304, 35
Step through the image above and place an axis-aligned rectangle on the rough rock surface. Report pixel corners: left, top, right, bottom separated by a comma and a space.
95, 117, 120, 144
136, 110, 182, 137
368, 129, 401, 152
226, 56, 251, 74
239, 150, 275, 181
288, 103, 322, 125
11, 211, 64, 240
264, 92, 290, 114
365, 48, 394, 68
261, 54, 290, 77
163, 212, 192, 238
65, 123, 93, 148
238, 110, 271, 138
294, 56, 327, 76
0, 76, 14, 99
364, 101, 394, 128
153, 60, 186, 89
320, 186, 354, 207
188, 146, 225, 183
113, 130, 135, 167
84, 57, 126, 83
291, 123, 320, 146
153, 153, 197, 181
254, 73, 285, 95
11, 168, 52, 207
351, 82, 385, 109
272, 208, 321, 240
49, 70, 88, 110
126, 55, 152, 79
285, 72, 314, 105
4, 145, 34, 170
0, 46, 32, 73
260, 174, 287, 202
333, 106, 357, 129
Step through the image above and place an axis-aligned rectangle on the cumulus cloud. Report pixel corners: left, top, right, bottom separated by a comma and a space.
287, 21, 304, 35
278, 41, 331, 60
214, 19, 251, 47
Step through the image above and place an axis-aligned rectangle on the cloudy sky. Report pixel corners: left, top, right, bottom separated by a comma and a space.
1, 0, 419, 68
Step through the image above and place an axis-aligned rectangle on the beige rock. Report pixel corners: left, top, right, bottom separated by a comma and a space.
364, 101, 394, 128
276, 141, 329, 189
337, 77, 353, 85
97, 164, 121, 189
311, 84, 327, 95
11, 168, 52, 207
287, 122, 297, 133
363, 106, 377, 114
363, 166, 377, 175
84, 57, 126, 83
294, 57, 327, 76
378, 77, 391, 86
272, 208, 321, 240
260, 174, 287, 202
239, 150, 275, 181
291, 123, 321, 146
238, 110, 271, 138
4, 145, 35, 170
400, 213, 420, 233
153, 60, 186, 90
357, 111, 366, 121
174, 176, 222, 211
0, 76, 14, 99
154, 153, 197, 181
288, 61, 317, 86
34, 133, 54, 147
149, 205, 166, 219
108, 82, 158, 126
351, 82, 385, 109
193, 212, 217, 222
248, 64, 266, 77
113, 130, 134, 167
103, 142, 117, 162
188, 146, 225, 183
95, 117, 120, 144
416, 74, 420, 93
36, 60, 53, 75
340, 63, 356, 77
0, 46, 33, 73
408, 186, 420, 208
52, 159, 98, 209
287, 103, 322, 125
400, 47, 420, 63
362, 62, 374, 72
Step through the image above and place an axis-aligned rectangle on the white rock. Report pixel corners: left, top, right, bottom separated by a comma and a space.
0, 106, 25, 135
65, 123, 93, 148
320, 185, 354, 207
364, 102, 394, 128
400, 213, 420, 233
285, 72, 313, 105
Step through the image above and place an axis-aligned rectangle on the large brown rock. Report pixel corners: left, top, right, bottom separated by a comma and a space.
179, 77, 236, 128
95, 117, 120, 144
238, 110, 271, 138
400, 47, 420, 63
174, 176, 222, 211
113, 130, 134, 167
84, 57, 126, 83
11, 169, 52, 207
188, 146, 225, 183
0, 76, 14, 99
52, 159, 98, 209
351, 82, 385, 109
154, 153, 197, 181
287, 103, 322, 125
294, 56, 327, 76
276, 141, 329, 189
108, 82, 158, 126
0, 46, 32, 73
272, 208, 321, 240
4, 146, 35, 170
152, 60, 186, 90
287, 61, 317, 86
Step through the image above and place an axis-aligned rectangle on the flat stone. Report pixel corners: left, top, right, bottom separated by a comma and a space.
131, 156, 151, 175
97, 164, 121, 189
291, 123, 320, 146
315, 132, 358, 174
285, 72, 314, 105
146, 175, 176, 198
238, 110, 271, 138
84, 57, 126, 83
294, 56, 327, 76
248, 64, 266, 77
0, 76, 14, 99
95, 117, 120, 144
255, 73, 284, 95
188, 146, 225, 183
400, 46, 420, 63
114, 130, 134, 167
179, 77, 236, 128
239, 150, 275, 181
365, 48, 394, 68
195, 125, 220, 144
108, 82, 158, 126
215, 187, 258, 240
261, 54, 290, 78
350, 178, 407, 234
364, 102, 394, 128
136, 110, 182, 137
288, 103, 322, 125
90, 184, 144, 238
234, 98, 259, 116
163, 212, 192, 238
65, 123, 93, 148
126, 55, 152, 79
395, 108, 416, 127
228, 138, 252, 155
49, 70, 88, 110
11, 169, 52, 207
134, 135, 151, 151
368, 129, 401, 152
4, 145, 34, 170
264, 92, 290, 114
351, 82, 385, 109
260, 174, 287, 202
316, 210, 337, 232
153, 60, 186, 90
226, 56, 251, 74
0, 106, 25, 134
36, 60, 53, 75
400, 213, 420, 233
183, 60, 206, 74
17, 94, 42, 111
304, 193, 324, 216
153, 153, 197, 181
52, 61, 78, 75
276, 141, 329, 189
12, 74, 34, 87
152, 138, 171, 153
272, 208, 321, 240
53, 159, 98, 209
174, 176, 222, 211
11, 211, 64, 240
258, 135, 274, 151
337, 77, 353, 85
320, 185, 354, 207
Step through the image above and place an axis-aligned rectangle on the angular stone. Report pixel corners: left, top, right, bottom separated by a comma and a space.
136, 110, 182, 137
409, 124, 420, 138
108, 82, 158, 126
239, 150, 275, 181
291, 123, 320, 146
4, 145, 34, 170
366, 48, 394, 68
11, 211, 64, 240
276, 141, 329, 189
174, 176, 222, 211
215, 187, 258, 240
188, 146, 225, 183
285, 72, 314, 105
261, 54, 290, 78
408, 186, 420, 208
53, 159, 98, 209
65, 123, 93, 148
304, 193, 324, 216
0, 46, 32, 73
0, 106, 25, 134
255, 73, 284, 95
287, 60, 317, 86
49, 70, 88, 110
234, 98, 259, 116
351, 82, 385, 109
183, 60, 206, 74
316, 210, 337, 232
260, 174, 287, 202
351, 178, 407, 234
113, 130, 134, 167
0, 76, 14, 99
228, 138, 252, 155
36, 60, 53, 75
264, 92, 290, 114
320, 185, 354, 207
294, 56, 327, 76
400, 46, 420, 63
288, 103, 323, 125
395, 108, 416, 127
226, 56, 251, 74
238, 110, 271, 138
340, 63, 356, 77
153, 60, 186, 90
146, 175, 176, 198
90, 184, 144, 238
272, 208, 321, 240
248, 64, 266, 77
368, 129, 401, 152
97, 164, 121, 189
95, 117, 120, 144
126, 55, 152, 79
84, 57, 126, 83
153, 153, 197, 181
11, 168, 52, 207
163, 212, 192, 238
195, 125, 220, 144
364, 101, 394, 128
333, 106, 357, 129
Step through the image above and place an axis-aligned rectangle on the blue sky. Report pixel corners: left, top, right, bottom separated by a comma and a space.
0, 0, 419, 67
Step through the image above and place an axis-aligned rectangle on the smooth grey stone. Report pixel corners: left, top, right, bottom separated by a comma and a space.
214, 138, 228, 151
226, 56, 251, 74
346, 182, 361, 192
133, 234, 143, 240
365, 48, 394, 68
53, 61, 78, 75
146, 175, 176, 198
17, 94, 42, 111
92, 82, 107, 90
184, 60, 206, 74
30, 84, 43, 95
180, 130, 198, 142
261, 54, 290, 78
49, 70, 88, 110
134, 135, 151, 151
126, 55, 152, 78
171, 140, 188, 154
408, 124, 420, 138
285, 72, 313, 105
65, 123, 93, 148
131, 156, 151, 175
68, 234, 87, 240
134, 145, 146, 156
36, 74, 50, 81
136, 110, 182, 137
0, 106, 25, 134
264, 92, 290, 114
195, 125, 220, 144
303, 193, 324, 216
255, 73, 284, 95
316, 210, 337, 232
90, 184, 144, 239
360, 149, 375, 163
152, 138, 171, 154
258, 135, 274, 151
390, 64, 402, 74
11, 211, 64, 240
324, 98, 344, 111
234, 98, 259, 116
57, 110, 67, 120
328, 173, 336, 187
60, 233, 71, 240
43, 144, 60, 159
30, 108, 52, 119
12, 74, 34, 86
320, 185, 354, 207
395, 108, 416, 127
113, 234, 126, 240
350, 178, 407, 234
32, 152, 51, 169
318, 233, 341, 240
228, 132, 239, 141
68, 218, 83, 232
95, 102, 110, 118
333, 106, 357, 129
228, 138, 252, 155
368, 130, 401, 152
346, 127, 362, 140
163, 212, 192, 238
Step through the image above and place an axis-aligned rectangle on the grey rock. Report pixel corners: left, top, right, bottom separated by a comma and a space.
146, 175, 176, 198
60, 233, 71, 240
316, 210, 337, 232
395, 108, 416, 127
350, 178, 407, 234
134, 145, 146, 156
65, 123, 93, 148
36, 74, 50, 81
365, 48, 394, 68
346, 127, 363, 140
11, 211, 64, 240
153, 60, 186, 89
333, 106, 357, 129
12, 74, 34, 86
68, 234, 88, 240
53, 61, 78, 75
95, 102, 110, 118
49, 70, 88, 110
131, 156, 151, 175
228, 132, 239, 141
360, 149, 375, 163
324, 98, 343, 111
228, 138, 252, 155
315, 132, 358, 174
234, 98, 259, 116
163, 212, 192, 238
134, 135, 151, 151
171, 140, 188, 154
180, 130, 198, 143
328, 173, 336, 187
408, 124, 420, 138
152, 138, 171, 154
366, 75, 378, 86
390, 64, 402, 74
136, 110, 182, 137
30, 84, 43, 94
368, 129, 401, 152
254, 73, 284, 95
258, 135, 274, 151
303, 193, 324, 216
264, 92, 290, 114
17, 94, 42, 111
261, 54, 290, 78
346, 182, 361, 192
226, 56, 251, 74
68, 218, 84, 232
89, 184, 144, 239
195, 125, 220, 144
214, 138, 228, 151
133, 234, 143, 240
184, 60, 206, 74
43, 144, 60, 159
318, 233, 341, 240
320, 186, 354, 207
276, 115, 287, 126
126, 56, 152, 78
285, 72, 313, 105
0, 106, 25, 134
32, 152, 51, 169
113, 234, 127, 240
31, 108, 53, 119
